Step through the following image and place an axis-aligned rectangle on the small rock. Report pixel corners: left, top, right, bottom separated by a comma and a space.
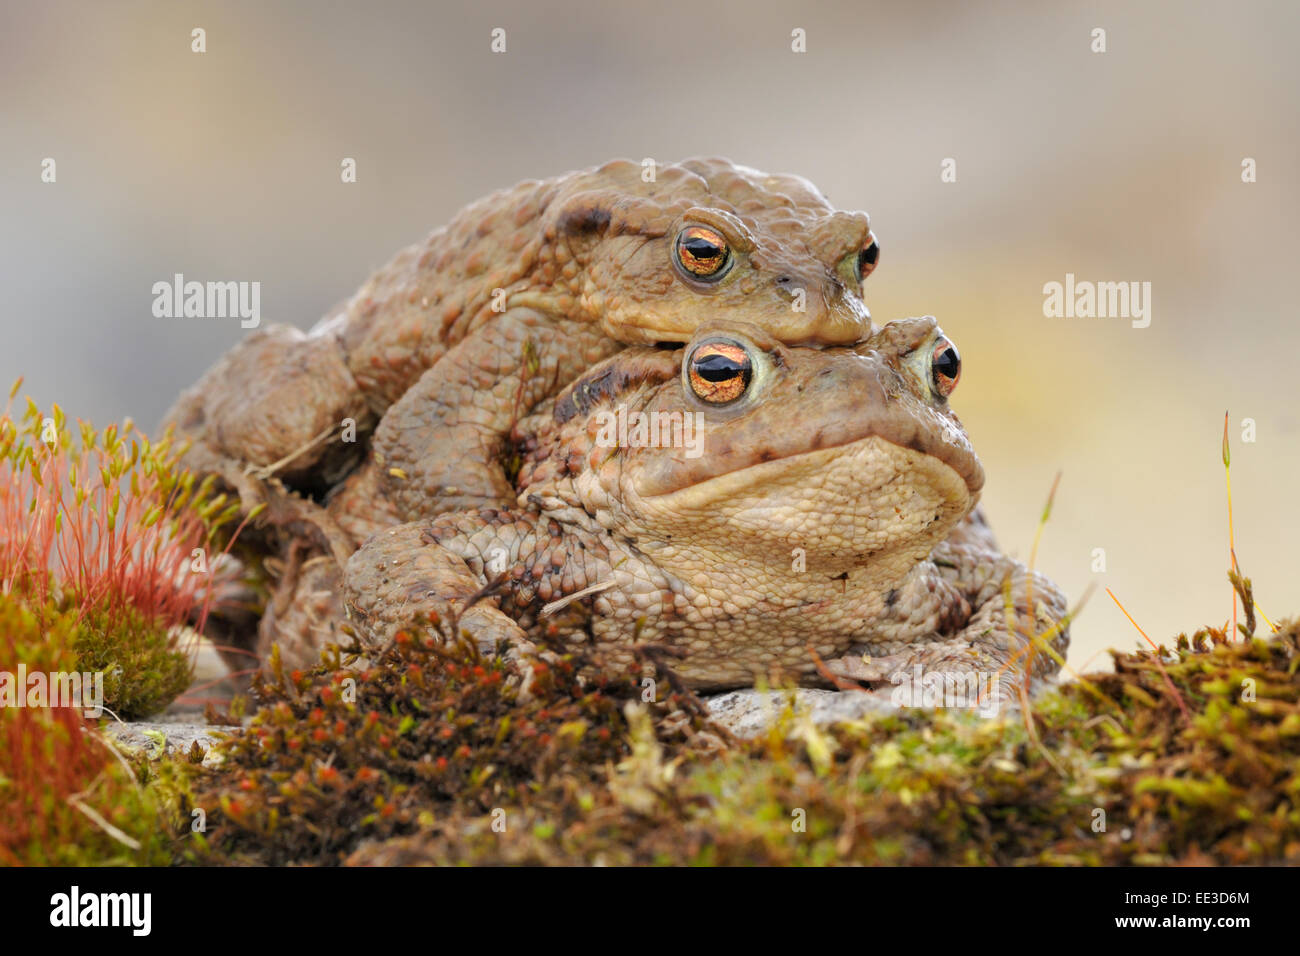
705, 687, 900, 737
103, 720, 229, 758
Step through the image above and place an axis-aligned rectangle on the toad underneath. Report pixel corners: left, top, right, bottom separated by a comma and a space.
343, 317, 1069, 698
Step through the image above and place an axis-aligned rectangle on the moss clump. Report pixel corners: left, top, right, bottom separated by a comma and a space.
70, 602, 192, 720
0, 593, 175, 865
1, 386, 247, 722
167, 617, 1300, 866
175, 633, 715, 865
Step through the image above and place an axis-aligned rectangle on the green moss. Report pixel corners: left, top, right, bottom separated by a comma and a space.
70, 601, 192, 719
162, 616, 1300, 866
0, 593, 175, 865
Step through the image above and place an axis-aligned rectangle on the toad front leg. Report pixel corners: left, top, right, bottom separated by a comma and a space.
371, 310, 620, 519
342, 509, 603, 663
827, 539, 1070, 707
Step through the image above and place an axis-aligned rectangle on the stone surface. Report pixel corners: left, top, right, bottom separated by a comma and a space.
103, 719, 231, 760
704, 687, 901, 738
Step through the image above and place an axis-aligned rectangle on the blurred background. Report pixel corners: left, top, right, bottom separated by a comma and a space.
2, 0, 1297, 672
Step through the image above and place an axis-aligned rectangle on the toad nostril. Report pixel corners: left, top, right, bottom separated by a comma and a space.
775, 275, 792, 285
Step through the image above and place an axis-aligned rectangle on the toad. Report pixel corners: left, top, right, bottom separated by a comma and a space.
163, 158, 880, 536
343, 317, 1069, 697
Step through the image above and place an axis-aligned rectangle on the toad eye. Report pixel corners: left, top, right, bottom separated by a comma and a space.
857, 235, 880, 281
687, 341, 752, 404
676, 226, 732, 280
930, 336, 961, 399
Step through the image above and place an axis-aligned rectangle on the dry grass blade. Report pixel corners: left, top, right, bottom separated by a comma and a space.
1105, 587, 1190, 723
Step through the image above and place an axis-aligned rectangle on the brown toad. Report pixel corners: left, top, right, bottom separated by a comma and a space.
163, 158, 880, 535
343, 317, 1069, 697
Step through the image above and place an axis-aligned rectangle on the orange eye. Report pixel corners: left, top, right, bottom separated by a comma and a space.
687, 341, 752, 404
857, 235, 880, 281
931, 336, 961, 398
676, 226, 732, 280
